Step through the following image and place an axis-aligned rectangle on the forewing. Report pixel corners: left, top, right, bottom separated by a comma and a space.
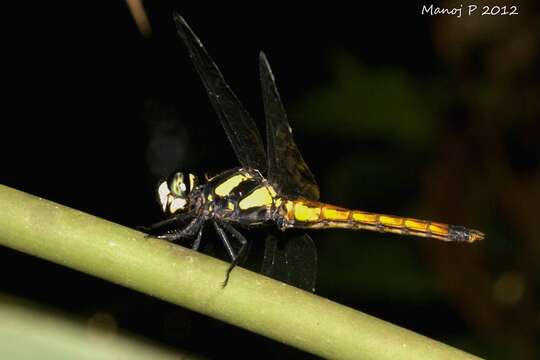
259, 52, 320, 200
261, 232, 318, 292
174, 14, 267, 171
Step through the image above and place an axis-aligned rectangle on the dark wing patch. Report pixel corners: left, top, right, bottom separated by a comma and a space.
259, 52, 320, 200
261, 232, 317, 292
174, 14, 267, 171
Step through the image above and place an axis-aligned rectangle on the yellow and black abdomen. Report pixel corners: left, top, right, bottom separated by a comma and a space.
278, 199, 484, 243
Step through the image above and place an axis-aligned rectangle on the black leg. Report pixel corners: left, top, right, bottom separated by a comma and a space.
157, 218, 202, 242
213, 221, 235, 260
138, 213, 193, 233
213, 221, 249, 288
213, 221, 238, 288
220, 221, 248, 265
191, 225, 204, 251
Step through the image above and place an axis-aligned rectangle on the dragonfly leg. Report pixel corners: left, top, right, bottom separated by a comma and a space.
191, 224, 204, 251
156, 217, 202, 242
212, 221, 248, 287
213, 221, 236, 261
213, 221, 248, 287
220, 221, 248, 264
138, 213, 193, 234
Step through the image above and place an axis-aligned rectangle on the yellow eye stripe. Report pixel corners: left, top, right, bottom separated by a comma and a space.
170, 173, 186, 195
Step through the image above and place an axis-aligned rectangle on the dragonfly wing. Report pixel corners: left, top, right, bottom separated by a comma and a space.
259, 52, 320, 200
260, 235, 287, 285
174, 14, 267, 171
261, 232, 317, 292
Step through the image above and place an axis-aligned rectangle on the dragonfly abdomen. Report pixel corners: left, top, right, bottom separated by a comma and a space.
279, 199, 484, 243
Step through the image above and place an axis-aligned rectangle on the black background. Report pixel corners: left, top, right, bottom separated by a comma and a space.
2, 2, 539, 359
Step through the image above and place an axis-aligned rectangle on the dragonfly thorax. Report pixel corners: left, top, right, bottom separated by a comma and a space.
199, 168, 280, 226
157, 171, 199, 215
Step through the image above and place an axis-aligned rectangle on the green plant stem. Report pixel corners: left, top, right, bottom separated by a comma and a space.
0, 185, 482, 360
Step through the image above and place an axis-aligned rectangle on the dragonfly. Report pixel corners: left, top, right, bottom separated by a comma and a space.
143, 14, 484, 292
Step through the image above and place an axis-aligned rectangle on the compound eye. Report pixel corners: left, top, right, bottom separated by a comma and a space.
168, 172, 188, 196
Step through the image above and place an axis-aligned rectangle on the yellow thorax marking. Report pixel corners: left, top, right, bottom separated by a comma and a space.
293, 202, 321, 222
188, 173, 197, 190
214, 173, 251, 197
227, 201, 235, 210
239, 186, 274, 210
267, 185, 277, 197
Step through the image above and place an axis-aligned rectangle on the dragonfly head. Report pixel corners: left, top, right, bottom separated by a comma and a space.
157, 171, 199, 215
